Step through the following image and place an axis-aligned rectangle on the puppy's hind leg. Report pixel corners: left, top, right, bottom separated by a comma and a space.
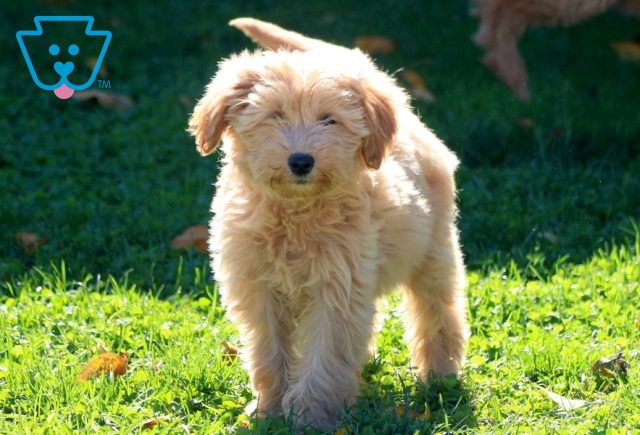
403, 226, 469, 380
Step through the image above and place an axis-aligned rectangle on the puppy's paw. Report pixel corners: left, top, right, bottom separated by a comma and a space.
246, 396, 284, 420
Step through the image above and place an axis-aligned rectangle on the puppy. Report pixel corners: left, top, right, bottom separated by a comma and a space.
189, 18, 469, 429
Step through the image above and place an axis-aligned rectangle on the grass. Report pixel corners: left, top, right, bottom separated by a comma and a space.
1, 0, 640, 433
2, 242, 639, 433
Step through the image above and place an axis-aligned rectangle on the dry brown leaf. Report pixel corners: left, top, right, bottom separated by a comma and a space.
547, 129, 564, 142
355, 36, 394, 54
222, 341, 239, 361
85, 56, 108, 78
538, 386, 587, 411
77, 352, 128, 382
171, 225, 208, 253
519, 117, 534, 129
395, 404, 426, 420
16, 232, 45, 254
178, 94, 193, 108
400, 70, 436, 103
612, 40, 640, 62
592, 352, 630, 378
72, 90, 134, 111
400, 69, 425, 88
140, 416, 170, 430
142, 418, 158, 429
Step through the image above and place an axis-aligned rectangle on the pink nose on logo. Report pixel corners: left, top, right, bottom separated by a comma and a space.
54, 61, 74, 77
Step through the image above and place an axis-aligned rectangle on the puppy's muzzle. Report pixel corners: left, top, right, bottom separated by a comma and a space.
288, 153, 315, 177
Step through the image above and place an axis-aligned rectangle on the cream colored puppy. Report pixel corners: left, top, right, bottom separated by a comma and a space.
189, 18, 469, 429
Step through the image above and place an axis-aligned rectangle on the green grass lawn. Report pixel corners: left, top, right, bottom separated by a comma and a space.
2, 0, 640, 433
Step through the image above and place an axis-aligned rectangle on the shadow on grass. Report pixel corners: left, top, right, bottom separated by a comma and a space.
234, 367, 475, 434
457, 155, 640, 279
342, 372, 476, 435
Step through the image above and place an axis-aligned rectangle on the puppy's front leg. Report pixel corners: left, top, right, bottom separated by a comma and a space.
223, 281, 293, 417
283, 282, 375, 429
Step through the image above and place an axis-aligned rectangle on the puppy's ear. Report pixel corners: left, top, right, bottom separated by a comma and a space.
188, 53, 260, 156
357, 81, 398, 170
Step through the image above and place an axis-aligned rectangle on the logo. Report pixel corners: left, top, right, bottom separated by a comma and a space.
16, 16, 111, 99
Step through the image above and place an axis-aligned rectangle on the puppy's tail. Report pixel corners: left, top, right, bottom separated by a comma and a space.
229, 17, 334, 52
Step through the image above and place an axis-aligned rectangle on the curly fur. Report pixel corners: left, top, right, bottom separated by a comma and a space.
189, 18, 469, 430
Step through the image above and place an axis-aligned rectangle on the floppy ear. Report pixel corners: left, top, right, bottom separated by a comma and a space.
188, 53, 260, 156
357, 81, 398, 170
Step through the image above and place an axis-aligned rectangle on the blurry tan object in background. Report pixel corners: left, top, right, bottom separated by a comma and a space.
472, 0, 640, 101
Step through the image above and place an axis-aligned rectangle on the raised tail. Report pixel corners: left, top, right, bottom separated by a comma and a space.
229, 17, 336, 51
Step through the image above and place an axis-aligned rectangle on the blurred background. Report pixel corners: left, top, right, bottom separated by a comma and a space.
1, 0, 639, 291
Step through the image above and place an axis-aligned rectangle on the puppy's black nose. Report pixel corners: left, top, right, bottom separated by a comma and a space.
288, 153, 315, 176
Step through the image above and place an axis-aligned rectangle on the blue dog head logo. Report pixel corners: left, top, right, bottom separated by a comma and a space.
16, 16, 111, 99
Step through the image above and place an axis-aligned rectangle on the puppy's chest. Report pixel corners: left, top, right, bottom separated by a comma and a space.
247, 200, 371, 294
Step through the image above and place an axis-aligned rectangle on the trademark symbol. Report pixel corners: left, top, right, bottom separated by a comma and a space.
98, 79, 111, 89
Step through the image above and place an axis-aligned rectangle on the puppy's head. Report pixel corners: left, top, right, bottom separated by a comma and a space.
189, 48, 402, 198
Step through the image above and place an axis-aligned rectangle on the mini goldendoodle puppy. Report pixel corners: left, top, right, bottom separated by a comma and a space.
189, 18, 469, 429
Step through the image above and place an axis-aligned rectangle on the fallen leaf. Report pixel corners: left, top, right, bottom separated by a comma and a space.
395, 404, 426, 420
142, 419, 158, 429
222, 341, 239, 361
547, 129, 564, 142
355, 36, 394, 54
519, 117, 534, 129
139, 416, 170, 430
612, 40, 640, 62
16, 232, 45, 254
85, 56, 108, 78
171, 225, 208, 253
178, 94, 193, 108
400, 69, 425, 89
400, 70, 436, 103
592, 352, 630, 378
538, 385, 587, 411
72, 90, 134, 111
77, 352, 128, 382
394, 404, 407, 417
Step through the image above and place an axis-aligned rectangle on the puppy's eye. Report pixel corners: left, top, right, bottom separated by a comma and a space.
273, 111, 285, 120
320, 115, 336, 126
